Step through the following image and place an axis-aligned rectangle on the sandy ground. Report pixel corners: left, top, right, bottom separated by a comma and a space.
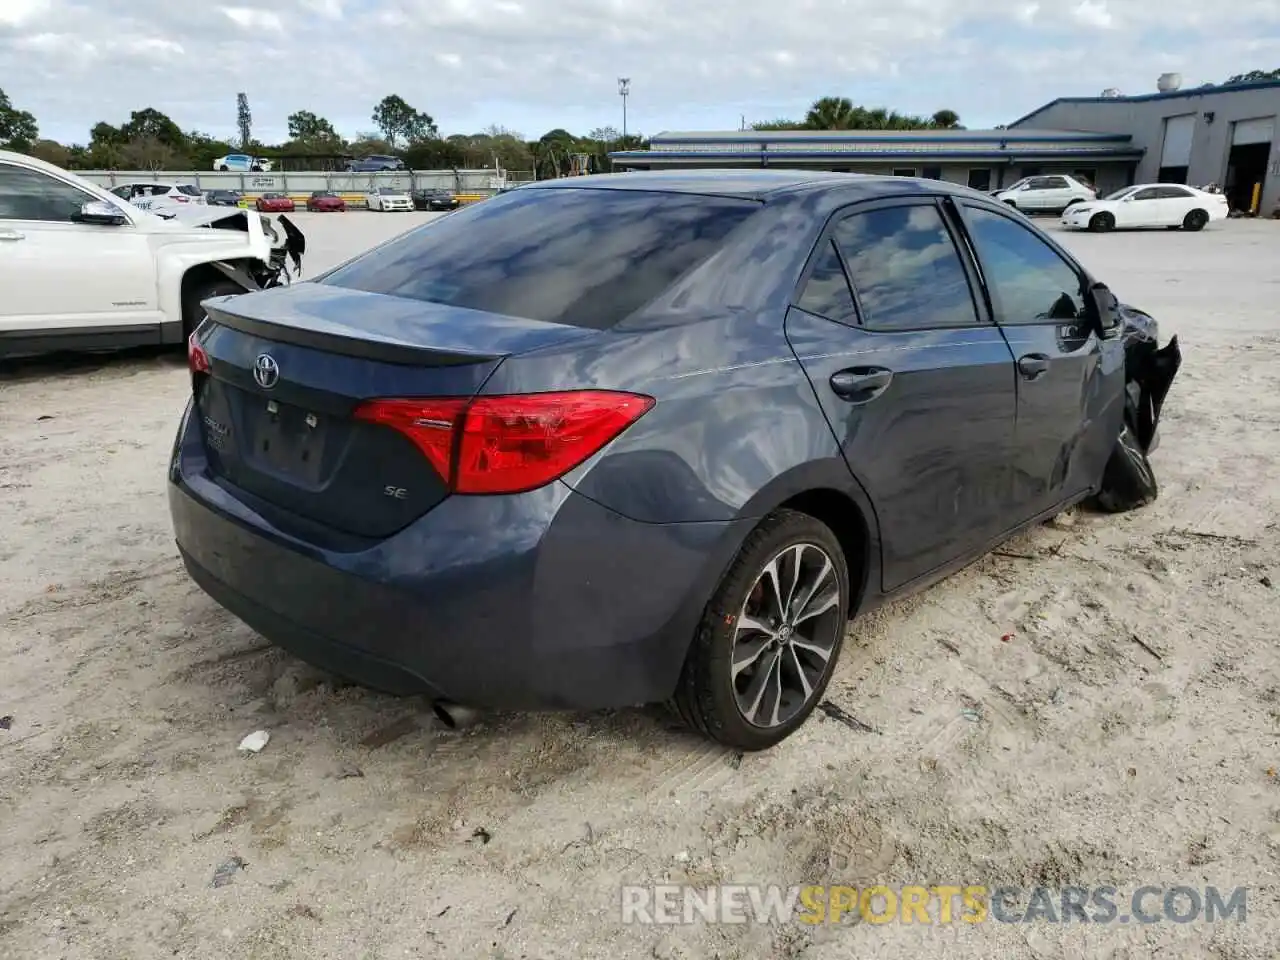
2, 211, 1279, 960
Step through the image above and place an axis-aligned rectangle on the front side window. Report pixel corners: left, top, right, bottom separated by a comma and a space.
1131, 187, 1161, 201
962, 206, 1085, 324
321, 187, 760, 329
0, 163, 96, 222
1024, 178, 1052, 190
831, 203, 979, 331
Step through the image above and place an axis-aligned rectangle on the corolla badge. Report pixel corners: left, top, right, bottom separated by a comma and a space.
253, 353, 280, 389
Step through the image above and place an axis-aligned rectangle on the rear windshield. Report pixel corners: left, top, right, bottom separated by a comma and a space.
320, 187, 760, 328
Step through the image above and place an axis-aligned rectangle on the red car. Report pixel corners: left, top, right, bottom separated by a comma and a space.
306, 191, 346, 212
256, 193, 296, 213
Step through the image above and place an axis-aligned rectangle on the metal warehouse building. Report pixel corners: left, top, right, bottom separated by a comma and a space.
609, 77, 1280, 213
608, 129, 1144, 196
1010, 77, 1280, 215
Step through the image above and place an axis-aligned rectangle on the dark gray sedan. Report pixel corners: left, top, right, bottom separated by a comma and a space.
172, 170, 1179, 750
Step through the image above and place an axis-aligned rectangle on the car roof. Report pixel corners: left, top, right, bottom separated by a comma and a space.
519, 168, 975, 201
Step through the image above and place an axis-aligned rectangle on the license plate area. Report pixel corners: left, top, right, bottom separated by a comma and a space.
245, 396, 329, 486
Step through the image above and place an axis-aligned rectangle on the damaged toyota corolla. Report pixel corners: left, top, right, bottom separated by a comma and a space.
0, 150, 304, 360
170, 170, 1180, 750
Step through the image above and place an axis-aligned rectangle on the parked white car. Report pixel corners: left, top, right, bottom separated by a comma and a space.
213, 154, 273, 172
1060, 183, 1230, 233
110, 181, 207, 214
365, 186, 413, 212
992, 174, 1096, 213
0, 150, 304, 359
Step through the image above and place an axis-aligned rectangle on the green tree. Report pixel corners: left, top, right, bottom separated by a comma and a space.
28, 139, 70, 166
930, 109, 962, 129
1225, 68, 1280, 84
287, 110, 340, 143
752, 118, 803, 130
0, 87, 39, 149
372, 95, 437, 147
804, 97, 860, 130
120, 108, 187, 148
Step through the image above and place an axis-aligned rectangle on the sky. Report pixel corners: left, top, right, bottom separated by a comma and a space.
2, 0, 1279, 145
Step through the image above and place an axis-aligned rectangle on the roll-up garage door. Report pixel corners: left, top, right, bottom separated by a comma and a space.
1160, 114, 1196, 168
1232, 117, 1275, 146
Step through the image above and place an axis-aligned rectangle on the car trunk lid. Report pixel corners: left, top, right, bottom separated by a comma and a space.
191, 283, 597, 539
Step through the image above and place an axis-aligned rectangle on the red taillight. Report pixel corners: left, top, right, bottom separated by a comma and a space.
187, 333, 210, 374
353, 391, 655, 495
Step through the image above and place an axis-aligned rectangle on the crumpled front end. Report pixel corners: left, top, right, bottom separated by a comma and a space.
164, 206, 306, 291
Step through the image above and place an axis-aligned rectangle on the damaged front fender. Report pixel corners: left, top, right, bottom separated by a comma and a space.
1092, 304, 1182, 513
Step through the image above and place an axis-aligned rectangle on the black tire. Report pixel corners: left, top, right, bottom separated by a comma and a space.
1089, 212, 1115, 233
219, 165, 229, 171
1092, 422, 1158, 513
671, 509, 851, 751
182, 277, 245, 340
1183, 208, 1209, 231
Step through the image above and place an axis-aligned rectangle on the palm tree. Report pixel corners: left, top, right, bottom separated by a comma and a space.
804, 97, 860, 130
931, 109, 962, 129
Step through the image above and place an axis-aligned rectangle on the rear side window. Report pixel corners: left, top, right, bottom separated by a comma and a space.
831, 204, 980, 330
796, 240, 856, 324
177, 184, 202, 196
321, 188, 760, 328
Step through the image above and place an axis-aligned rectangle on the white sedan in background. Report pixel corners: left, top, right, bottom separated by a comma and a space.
365, 186, 413, 212
1061, 184, 1229, 233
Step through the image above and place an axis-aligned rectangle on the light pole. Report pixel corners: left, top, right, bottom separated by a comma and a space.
617, 78, 630, 140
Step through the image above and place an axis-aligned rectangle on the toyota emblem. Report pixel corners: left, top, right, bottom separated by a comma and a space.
253, 353, 279, 389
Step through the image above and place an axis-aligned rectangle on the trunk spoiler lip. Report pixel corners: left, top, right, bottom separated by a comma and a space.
200, 284, 597, 367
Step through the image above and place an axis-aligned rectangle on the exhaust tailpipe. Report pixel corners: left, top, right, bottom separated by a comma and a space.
431, 701, 481, 730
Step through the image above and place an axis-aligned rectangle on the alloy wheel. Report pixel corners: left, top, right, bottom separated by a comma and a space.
730, 542, 843, 728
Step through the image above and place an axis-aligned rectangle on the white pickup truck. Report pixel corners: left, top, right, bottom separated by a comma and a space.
0, 150, 304, 359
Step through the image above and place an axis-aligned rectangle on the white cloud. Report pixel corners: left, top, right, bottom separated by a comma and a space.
220, 6, 284, 31
0, 0, 51, 28
1072, 0, 1114, 29
0, 0, 1276, 145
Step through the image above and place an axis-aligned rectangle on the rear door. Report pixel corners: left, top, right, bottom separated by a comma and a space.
954, 202, 1124, 521
1038, 175, 1073, 210
785, 197, 1018, 591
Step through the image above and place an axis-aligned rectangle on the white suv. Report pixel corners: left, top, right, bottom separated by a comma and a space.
992, 174, 1096, 213
110, 181, 206, 214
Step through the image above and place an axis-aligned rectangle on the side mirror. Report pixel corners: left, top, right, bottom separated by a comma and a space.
72, 200, 128, 225
1086, 281, 1122, 337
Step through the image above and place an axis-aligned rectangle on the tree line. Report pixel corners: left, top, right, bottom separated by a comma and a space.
4, 70, 1275, 175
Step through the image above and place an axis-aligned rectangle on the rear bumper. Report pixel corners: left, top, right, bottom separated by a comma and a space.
168, 403, 748, 709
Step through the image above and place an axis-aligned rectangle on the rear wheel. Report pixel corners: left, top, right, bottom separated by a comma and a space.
182, 277, 245, 340
672, 510, 850, 751
1183, 208, 1209, 231
1089, 212, 1115, 233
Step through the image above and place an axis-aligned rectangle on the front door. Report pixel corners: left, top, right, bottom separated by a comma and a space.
786, 197, 1018, 591
955, 203, 1124, 521
1114, 185, 1165, 227
0, 161, 159, 346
